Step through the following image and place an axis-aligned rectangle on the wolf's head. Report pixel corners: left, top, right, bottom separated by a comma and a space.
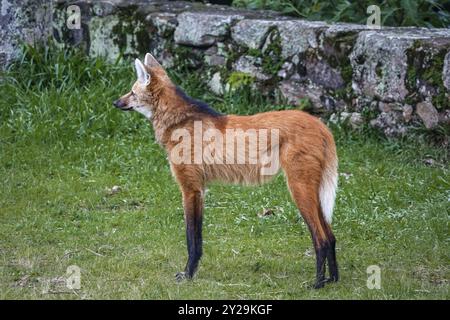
113, 53, 169, 120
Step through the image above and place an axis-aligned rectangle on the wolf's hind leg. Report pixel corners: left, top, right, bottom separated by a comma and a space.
285, 169, 337, 289
176, 189, 204, 281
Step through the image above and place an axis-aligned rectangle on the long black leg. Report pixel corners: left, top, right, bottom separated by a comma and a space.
313, 241, 328, 289
176, 191, 203, 281
318, 207, 339, 284
326, 235, 339, 282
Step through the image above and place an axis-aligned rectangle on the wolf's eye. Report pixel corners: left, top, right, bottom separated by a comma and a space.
131, 91, 136, 96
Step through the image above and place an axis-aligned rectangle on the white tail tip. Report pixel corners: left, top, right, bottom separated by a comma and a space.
319, 160, 338, 224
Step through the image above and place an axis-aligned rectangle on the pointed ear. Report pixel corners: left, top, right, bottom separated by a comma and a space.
144, 53, 161, 68
135, 59, 150, 86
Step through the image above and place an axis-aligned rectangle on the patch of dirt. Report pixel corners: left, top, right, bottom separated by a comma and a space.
413, 266, 449, 286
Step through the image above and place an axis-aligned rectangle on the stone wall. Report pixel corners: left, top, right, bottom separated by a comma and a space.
0, 0, 53, 68
6, 0, 450, 136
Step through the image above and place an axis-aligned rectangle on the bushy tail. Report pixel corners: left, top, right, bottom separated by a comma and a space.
319, 147, 338, 225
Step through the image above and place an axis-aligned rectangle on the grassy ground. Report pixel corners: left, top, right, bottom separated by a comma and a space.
0, 46, 448, 299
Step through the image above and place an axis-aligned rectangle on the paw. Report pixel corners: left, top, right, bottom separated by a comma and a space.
326, 275, 339, 283
175, 272, 190, 283
313, 279, 326, 289
175, 272, 186, 283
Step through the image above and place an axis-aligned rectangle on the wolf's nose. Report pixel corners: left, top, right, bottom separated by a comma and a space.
113, 100, 124, 108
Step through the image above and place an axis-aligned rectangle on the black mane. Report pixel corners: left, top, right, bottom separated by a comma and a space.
175, 87, 222, 117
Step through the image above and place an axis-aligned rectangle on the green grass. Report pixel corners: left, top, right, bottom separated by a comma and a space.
0, 46, 449, 299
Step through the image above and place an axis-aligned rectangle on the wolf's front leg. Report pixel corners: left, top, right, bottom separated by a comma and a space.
176, 190, 204, 282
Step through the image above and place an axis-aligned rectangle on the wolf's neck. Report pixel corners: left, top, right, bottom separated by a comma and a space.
151, 93, 193, 146
151, 86, 220, 146
152, 106, 189, 145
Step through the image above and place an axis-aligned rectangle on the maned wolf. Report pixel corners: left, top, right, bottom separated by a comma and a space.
113, 53, 339, 289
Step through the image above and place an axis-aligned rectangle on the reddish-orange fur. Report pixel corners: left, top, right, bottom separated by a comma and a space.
114, 54, 339, 288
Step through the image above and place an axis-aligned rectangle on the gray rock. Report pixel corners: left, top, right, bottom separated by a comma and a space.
208, 72, 224, 95
277, 61, 294, 79
204, 45, 218, 55
416, 101, 439, 129
438, 109, 450, 125
231, 19, 273, 49
302, 57, 345, 90
174, 12, 244, 47
89, 16, 121, 61
216, 42, 230, 57
291, 55, 300, 65
53, 1, 90, 48
279, 80, 322, 110
89, 15, 148, 61
329, 113, 342, 124
402, 104, 413, 123
351, 31, 410, 102
279, 80, 340, 112
378, 101, 392, 113
92, 1, 117, 17
378, 102, 403, 112
330, 111, 363, 128
261, 28, 278, 54
158, 50, 174, 68
370, 111, 407, 137
278, 20, 328, 58
233, 55, 270, 81
350, 29, 450, 103
329, 112, 350, 124
204, 47, 226, 66
324, 23, 370, 36
147, 12, 178, 37
444, 51, 450, 91
0, 0, 53, 68
205, 54, 226, 66
320, 24, 366, 63
233, 19, 341, 88
349, 112, 364, 128
232, 19, 328, 58
353, 96, 376, 112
